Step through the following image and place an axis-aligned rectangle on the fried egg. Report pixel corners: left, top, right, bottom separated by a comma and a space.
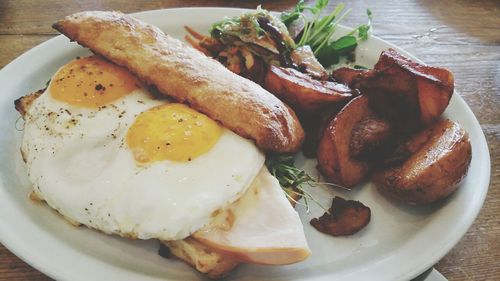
21, 56, 264, 240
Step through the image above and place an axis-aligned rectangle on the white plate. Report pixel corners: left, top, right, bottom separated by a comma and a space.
0, 8, 490, 281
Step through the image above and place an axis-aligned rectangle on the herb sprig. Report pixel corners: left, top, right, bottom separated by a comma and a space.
281, 0, 372, 67
266, 153, 329, 212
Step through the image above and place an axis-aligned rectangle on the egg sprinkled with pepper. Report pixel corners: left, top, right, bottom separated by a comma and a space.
21, 56, 264, 240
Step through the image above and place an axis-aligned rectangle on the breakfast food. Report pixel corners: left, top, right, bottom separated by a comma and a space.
334, 49, 454, 132
317, 49, 468, 201
180, 2, 473, 244
12, 2, 476, 279
17, 53, 310, 277
193, 167, 310, 265
18, 55, 266, 240
373, 119, 472, 204
331, 67, 368, 87
160, 238, 240, 278
317, 95, 376, 188
183, 0, 473, 247
264, 65, 353, 112
15, 9, 316, 278
300, 109, 342, 158
52, 11, 305, 153
184, 1, 369, 83
310, 196, 371, 236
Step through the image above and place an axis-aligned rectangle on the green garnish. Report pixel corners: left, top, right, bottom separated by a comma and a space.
209, 6, 296, 66
210, 9, 266, 43
353, 64, 368, 70
266, 153, 329, 212
296, 2, 346, 51
206, 1, 372, 70
280, 0, 307, 26
316, 34, 357, 67
266, 154, 313, 192
355, 9, 373, 40
281, 1, 373, 67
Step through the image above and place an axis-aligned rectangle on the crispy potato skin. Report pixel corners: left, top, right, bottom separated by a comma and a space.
350, 117, 393, 159
300, 107, 343, 158
358, 49, 454, 130
53, 11, 304, 153
310, 196, 371, 236
264, 65, 352, 112
317, 95, 372, 187
331, 67, 367, 88
373, 119, 472, 204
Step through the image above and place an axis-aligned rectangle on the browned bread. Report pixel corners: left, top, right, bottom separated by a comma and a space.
161, 238, 240, 279
52, 11, 305, 153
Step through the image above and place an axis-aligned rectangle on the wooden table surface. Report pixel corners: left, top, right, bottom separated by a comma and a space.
0, 0, 498, 280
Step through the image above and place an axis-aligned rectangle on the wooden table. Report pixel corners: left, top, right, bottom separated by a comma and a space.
1, 1, 498, 280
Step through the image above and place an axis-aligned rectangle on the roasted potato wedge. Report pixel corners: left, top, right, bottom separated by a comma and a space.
331, 67, 367, 88
381, 119, 441, 165
299, 106, 343, 158
317, 95, 373, 187
350, 116, 393, 159
357, 49, 454, 131
373, 119, 472, 204
264, 65, 353, 112
310, 196, 371, 236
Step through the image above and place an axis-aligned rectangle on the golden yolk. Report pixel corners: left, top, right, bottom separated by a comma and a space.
126, 103, 222, 163
49, 56, 139, 107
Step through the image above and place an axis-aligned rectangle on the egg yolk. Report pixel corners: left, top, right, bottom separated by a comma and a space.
49, 56, 139, 107
126, 104, 222, 163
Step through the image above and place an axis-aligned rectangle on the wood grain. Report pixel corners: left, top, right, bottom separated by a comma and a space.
0, 0, 498, 280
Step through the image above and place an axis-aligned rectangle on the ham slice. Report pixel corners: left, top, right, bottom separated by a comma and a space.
193, 167, 311, 265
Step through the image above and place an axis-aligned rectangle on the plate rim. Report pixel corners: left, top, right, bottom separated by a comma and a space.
0, 7, 491, 281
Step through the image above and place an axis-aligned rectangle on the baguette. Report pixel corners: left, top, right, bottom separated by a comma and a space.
52, 11, 305, 153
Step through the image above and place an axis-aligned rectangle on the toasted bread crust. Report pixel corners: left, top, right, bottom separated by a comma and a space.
52, 11, 305, 153
161, 238, 240, 279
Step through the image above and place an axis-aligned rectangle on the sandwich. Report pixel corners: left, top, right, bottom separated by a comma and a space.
15, 11, 310, 279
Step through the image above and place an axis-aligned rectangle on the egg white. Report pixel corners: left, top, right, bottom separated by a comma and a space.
21, 85, 264, 240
